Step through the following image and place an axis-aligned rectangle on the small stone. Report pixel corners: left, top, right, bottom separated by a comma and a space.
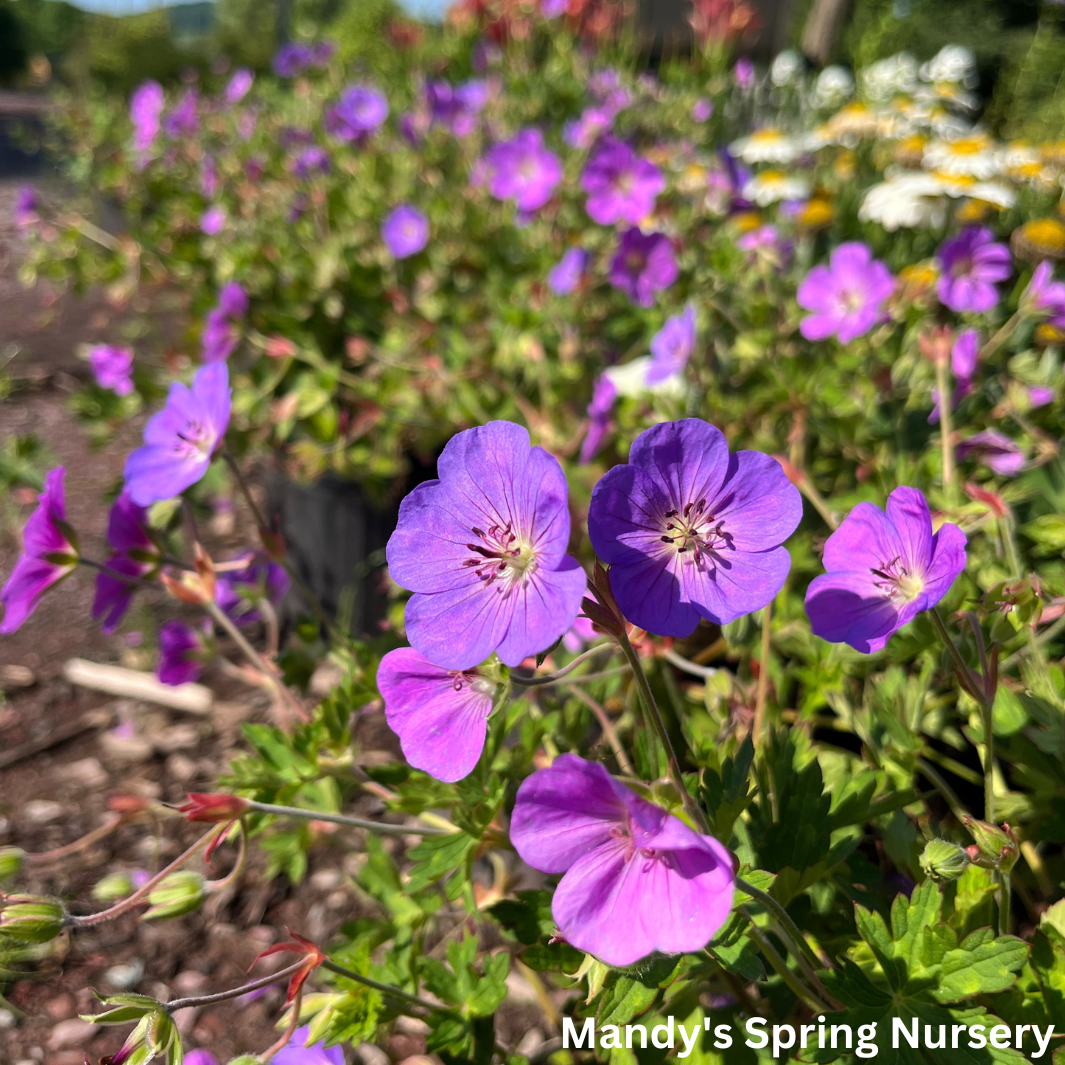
153, 724, 200, 755
354, 1044, 391, 1065
326, 889, 348, 910
48, 1018, 96, 1049
23, 800, 64, 824
505, 970, 540, 1005
310, 661, 343, 697
104, 960, 145, 990
309, 868, 343, 892
45, 993, 75, 1019
0, 664, 35, 690
100, 731, 153, 765
173, 970, 208, 994
66, 757, 109, 790
0, 1008, 15, 1028
166, 754, 197, 783
515, 1029, 544, 1057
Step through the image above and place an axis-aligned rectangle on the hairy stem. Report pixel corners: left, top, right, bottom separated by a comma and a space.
565, 684, 634, 775
510, 643, 620, 686
739, 908, 830, 1013
261, 986, 303, 1063
934, 356, 957, 502
753, 601, 772, 747
321, 958, 452, 1014
165, 960, 306, 1012
615, 628, 709, 833
247, 800, 454, 836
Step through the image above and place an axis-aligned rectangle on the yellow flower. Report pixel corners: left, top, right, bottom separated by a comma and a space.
1011, 217, 1065, 261
1035, 322, 1065, 348
956, 199, 995, 224
731, 210, 763, 233
798, 197, 833, 229
897, 261, 939, 300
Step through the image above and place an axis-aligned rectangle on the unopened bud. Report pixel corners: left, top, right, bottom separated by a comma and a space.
0, 847, 25, 881
175, 792, 251, 823
920, 839, 971, 881
961, 815, 1019, 873
92, 871, 136, 902
142, 871, 205, 920
0, 894, 66, 942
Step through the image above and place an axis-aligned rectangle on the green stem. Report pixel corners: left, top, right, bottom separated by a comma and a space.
615, 628, 709, 833
247, 800, 453, 836
510, 643, 620, 686
997, 871, 1011, 936
321, 958, 453, 1014
978, 310, 1021, 363
931, 608, 994, 822
739, 908, 830, 1012
736, 876, 831, 976
934, 356, 957, 503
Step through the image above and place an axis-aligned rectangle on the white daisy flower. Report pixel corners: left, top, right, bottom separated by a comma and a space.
742, 170, 811, 205
770, 50, 804, 87
920, 45, 977, 88
859, 172, 947, 230
729, 128, 806, 165
813, 66, 855, 109
861, 53, 918, 102
933, 173, 1016, 209
923, 133, 1001, 179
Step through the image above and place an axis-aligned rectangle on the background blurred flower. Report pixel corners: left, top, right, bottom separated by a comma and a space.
579, 373, 616, 464
88, 344, 134, 396
273, 1026, 344, 1065
581, 136, 665, 225
483, 128, 562, 212
326, 85, 389, 141
936, 227, 1012, 313
130, 80, 165, 157
798, 242, 893, 343
225, 68, 254, 104
157, 620, 209, 686
200, 206, 226, 235
382, 204, 430, 258
645, 304, 695, 384
609, 229, 677, 307
547, 246, 588, 295
957, 429, 1026, 476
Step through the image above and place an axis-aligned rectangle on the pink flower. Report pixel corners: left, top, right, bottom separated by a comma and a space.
797, 242, 894, 344
88, 344, 135, 396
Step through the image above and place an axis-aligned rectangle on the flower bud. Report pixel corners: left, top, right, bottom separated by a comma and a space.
142, 871, 205, 920
961, 815, 1019, 873
920, 839, 971, 881
0, 846, 25, 881
175, 792, 251, 823
92, 871, 136, 902
0, 894, 66, 942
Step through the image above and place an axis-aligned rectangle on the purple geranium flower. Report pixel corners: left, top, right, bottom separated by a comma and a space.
201, 283, 247, 363
273, 43, 315, 78
382, 204, 430, 259
1029, 385, 1054, 408
609, 229, 678, 308
691, 97, 714, 122
426, 80, 487, 136
1023, 261, 1065, 319
225, 68, 254, 105
386, 421, 587, 671
217, 282, 248, 319
804, 486, 967, 653
183, 1052, 219, 1065
588, 419, 802, 637
378, 647, 497, 782
158, 620, 208, 686
734, 57, 755, 89
273, 1026, 344, 1065
92, 492, 158, 634
216, 553, 289, 626
936, 227, 1012, 314
581, 137, 665, 226
124, 363, 231, 506
564, 107, 615, 150
292, 146, 331, 178
510, 754, 735, 967
0, 468, 78, 634
130, 81, 165, 158
164, 89, 199, 138
14, 185, 38, 228
952, 328, 980, 380
580, 374, 617, 465
326, 85, 389, 142
646, 305, 696, 384
312, 41, 336, 66
956, 429, 1026, 476
88, 344, 135, 396
547, 247, 588, 295
797, 242, 894, 344
737, 224, 790, 266
483, 129, 563, 213
200, 206, 226, 236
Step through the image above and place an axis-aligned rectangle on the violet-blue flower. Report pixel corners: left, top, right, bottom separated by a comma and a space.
588, 419, 802, 637
183, 1052, 219, 1065
563, 107, 615, 150
936, 227, 1012, 314
580, 374, 617, 464
691, 97, 714, 122
547, 247, 588, 295
326, 85, 389, 142
273, 1026, 344, 1065
92, 491, 158, 635
200, 206, 226, 236
426, 79, 487, 136
510, 754, 735, 967
164, 89, 199, 138
216, 553, 289, 627
88, 344, 135, 397
581, 136, 665, 226
130, 81, 165, 158
158, 620, 208, 686
201, 283, 247, 363
483, 129, 563, 213
273, 43, 315, 78
292, 146, 331, 178
124, 363, 231, 506
386, 421, 587, 671
804, 486, 967, 653
956, 429, 1026, 476
378, 647, 497, 782
0, 468, 78, 634
797, 242, 894, 344
1023, 261, 1065, 319
14, 185, 38, 229
609, 229, 678, 308
646, 304, 696, 384
382, 204, 430, 259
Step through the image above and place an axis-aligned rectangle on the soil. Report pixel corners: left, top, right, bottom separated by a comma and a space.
0, 179, 551, 1065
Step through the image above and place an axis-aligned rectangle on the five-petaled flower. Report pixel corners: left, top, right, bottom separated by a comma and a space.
511, 754, 735, 967
382, 204, 430, 259
588, 419, 802, 637
804, 486, 967, 653
157, 619, 210, 686
797, 241, 894, 344
609, 229, 678, 308
124, 362, 231, 505
0, 468, 79, 634
483, 129, 563, 214
378, 647, 498, 782
936, 227, 1012, 314
386, 420, 587, 671
645, 304, 696, 384
326, 85, 389, 142
581, 136, 665, 226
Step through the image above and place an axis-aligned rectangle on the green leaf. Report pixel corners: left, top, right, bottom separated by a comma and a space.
405, 831, 476, 893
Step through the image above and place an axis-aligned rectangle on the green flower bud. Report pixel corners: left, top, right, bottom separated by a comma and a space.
920, 839, 971, 881
0, 847, 25, 882
0, 895, 66, 943
92, 871, 136, 902
141, 871, 205, 921
961, 815, 1019, 873
226, 1057, 263, 1064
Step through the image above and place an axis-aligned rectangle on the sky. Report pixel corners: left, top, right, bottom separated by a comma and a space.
65, 0, 451, 17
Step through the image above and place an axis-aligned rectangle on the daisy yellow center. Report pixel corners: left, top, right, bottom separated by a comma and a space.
1021, 218, 1065, 252
870, 556, 924, 602
948, 137, 986, 156
751, 129, 783, 144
